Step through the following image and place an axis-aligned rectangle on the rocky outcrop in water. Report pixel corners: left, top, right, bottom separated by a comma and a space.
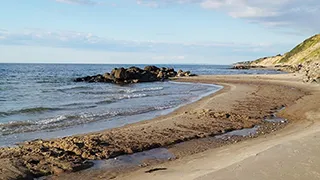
176, 69, 196, 77
74, 66, 195, 84
231, 63, 265, 70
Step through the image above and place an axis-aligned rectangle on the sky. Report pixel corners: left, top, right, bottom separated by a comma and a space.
0, 0, 319, 64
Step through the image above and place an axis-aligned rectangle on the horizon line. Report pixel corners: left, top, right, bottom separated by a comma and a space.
0, 62, 232, 66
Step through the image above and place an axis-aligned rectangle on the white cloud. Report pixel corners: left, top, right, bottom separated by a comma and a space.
0, 29, 289, 63
200, 0, 281, 18
0, 29, 275, 50
0, 29, 297, 64
137, 0, 320, 33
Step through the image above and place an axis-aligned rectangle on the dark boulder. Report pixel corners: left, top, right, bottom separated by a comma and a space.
144, 65, 160, 73
157, 70, 167, 79
113, 68, 127, 80
74, 65, 196, 84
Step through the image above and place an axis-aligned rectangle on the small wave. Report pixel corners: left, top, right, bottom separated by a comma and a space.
80, 105, 98, 109
59, 86, 93, 91
118, 87, 164, 93
36, 80, 60, 84
95, 99, 115, 105
35, 115, 69, 125
0, 104, 176, 135
61, 102, 86, 107
154, 105, 174, 110
0, 115, 79, 135
60, 102, 97, 109
114, 105, 174, 116
0, 107, 61, 116
116, 94, 148, 100
79, 91, 110, 95
0, 121, 34, 128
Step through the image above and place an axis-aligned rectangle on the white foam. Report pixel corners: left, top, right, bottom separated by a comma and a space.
35, 115, 68, 125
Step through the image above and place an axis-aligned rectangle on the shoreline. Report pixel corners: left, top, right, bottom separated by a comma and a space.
1, 73, 319, 180
0, 81, 221, 147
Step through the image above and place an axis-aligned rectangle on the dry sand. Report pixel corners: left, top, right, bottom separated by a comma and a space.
0, 73, 319, 180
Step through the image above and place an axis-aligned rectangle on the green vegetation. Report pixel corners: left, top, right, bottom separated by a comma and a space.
279, 34, 320, 63
301, 48, 320, 62
244, 34, 320, 66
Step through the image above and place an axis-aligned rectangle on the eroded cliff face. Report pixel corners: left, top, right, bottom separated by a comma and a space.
250, 54, 284, 66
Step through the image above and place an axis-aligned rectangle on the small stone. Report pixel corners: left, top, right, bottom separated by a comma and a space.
73, 148, 82, 156
126, 148, 133, 154
81, 152, 89, 159
52, 166, 64, 175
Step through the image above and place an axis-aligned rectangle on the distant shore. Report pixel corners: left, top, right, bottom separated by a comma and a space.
1, 73, 319, 180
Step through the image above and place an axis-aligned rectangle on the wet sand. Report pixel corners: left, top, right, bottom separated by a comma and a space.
1, 73, 319, 180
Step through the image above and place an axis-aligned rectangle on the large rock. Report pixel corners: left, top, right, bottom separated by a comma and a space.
112, 68, 127, 80
144, 65, 160, 73
74, 66, 196, 84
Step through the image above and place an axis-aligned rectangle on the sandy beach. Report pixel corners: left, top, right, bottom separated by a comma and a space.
0, 73, 319, 180
116, 74, 320, 180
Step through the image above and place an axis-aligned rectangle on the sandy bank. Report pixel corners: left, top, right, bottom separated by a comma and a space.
0, 73, 318, 179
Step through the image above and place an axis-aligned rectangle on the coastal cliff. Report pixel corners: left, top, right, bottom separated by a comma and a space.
234, 34, 320, 83
251, 34, 320, 66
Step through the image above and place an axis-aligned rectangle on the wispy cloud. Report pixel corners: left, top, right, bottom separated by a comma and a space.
136, 0, 160, 8
137, 0, 320, 33
54, 0, 100, 5
0, 29, 286, 59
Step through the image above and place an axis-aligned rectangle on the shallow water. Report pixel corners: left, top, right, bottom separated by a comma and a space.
215, 125, 260, 139
264, 115, 288, 123
264, 106, 288, 123
91, 148, 174, 170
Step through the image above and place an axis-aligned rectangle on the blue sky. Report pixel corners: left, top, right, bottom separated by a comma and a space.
0, 0, 319, 64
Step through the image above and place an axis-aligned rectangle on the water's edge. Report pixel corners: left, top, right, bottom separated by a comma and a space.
1, 81, 223, 147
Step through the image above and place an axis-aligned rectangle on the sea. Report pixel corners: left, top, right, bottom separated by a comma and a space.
0, 63, 284, 146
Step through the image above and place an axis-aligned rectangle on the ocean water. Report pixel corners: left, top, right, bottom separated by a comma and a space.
0, 63, 283, 146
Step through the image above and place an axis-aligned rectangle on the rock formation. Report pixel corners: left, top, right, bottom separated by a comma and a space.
74, 66, 195, 84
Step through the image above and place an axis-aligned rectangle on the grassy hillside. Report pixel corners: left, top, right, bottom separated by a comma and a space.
250, 34, 320, 66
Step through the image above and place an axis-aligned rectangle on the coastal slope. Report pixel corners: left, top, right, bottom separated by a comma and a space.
250, 34, 320, 66
234, 34, 320, 83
